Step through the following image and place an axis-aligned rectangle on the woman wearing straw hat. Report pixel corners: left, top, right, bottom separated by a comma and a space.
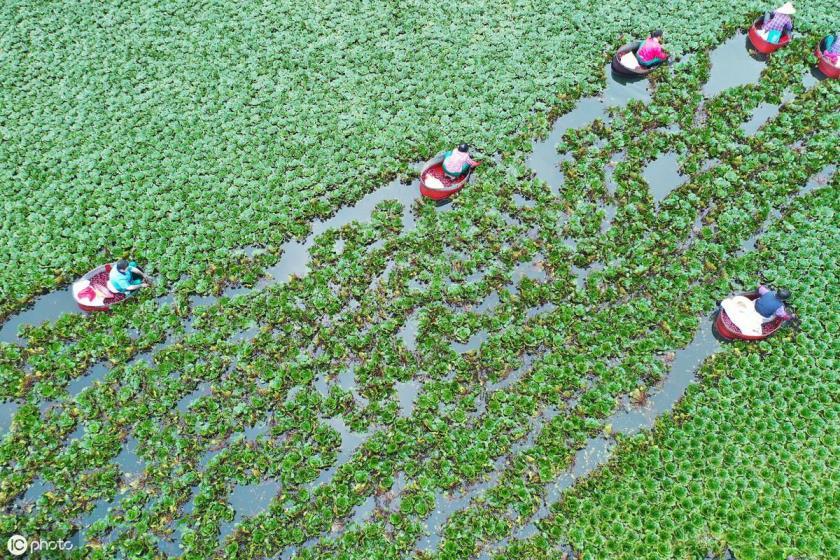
762, 3, 795, 44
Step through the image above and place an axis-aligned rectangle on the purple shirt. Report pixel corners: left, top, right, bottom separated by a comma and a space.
765, 13, 793, 34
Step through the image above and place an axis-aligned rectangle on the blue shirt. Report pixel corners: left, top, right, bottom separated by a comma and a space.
109, 261, 140, 293
754, 291, 783, 318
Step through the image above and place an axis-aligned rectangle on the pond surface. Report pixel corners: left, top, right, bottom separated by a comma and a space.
528, 64, 651, 194
741, 102, 780, 135
0, 400, 20, 435
0, 286, 78, 344
643, 152, 688, 204
219, 479, 282, 542
703, 32, 766, 97
484, 319, 721, 556
67, 361, 110, 396
398, 310, 421, 351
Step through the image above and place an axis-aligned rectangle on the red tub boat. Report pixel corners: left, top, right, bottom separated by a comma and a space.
419, 153, 476, 201
714, 292, 787, 341
815, 37, 840, 79
72, 264, 129, 312
747, 16, 792, 54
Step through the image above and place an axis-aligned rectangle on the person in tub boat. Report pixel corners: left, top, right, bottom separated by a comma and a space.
107, 260, 149, 295
824, 32, 840, 66
442, 143, 479, 180
761, 3, 795, 44
636, 30, 668, 67
720, 285, 793, 336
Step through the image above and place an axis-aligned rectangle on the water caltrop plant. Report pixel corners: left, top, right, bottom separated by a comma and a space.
0, 2, 838, 560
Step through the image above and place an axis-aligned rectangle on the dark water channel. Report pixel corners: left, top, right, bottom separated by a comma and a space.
528, 64, 651, 193
0, 286, 78, 344
480, 319, 720, 557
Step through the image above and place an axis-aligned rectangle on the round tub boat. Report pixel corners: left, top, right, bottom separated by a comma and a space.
419, 153, 476, 200
814, 37, 840, 79
714, 291, 787, 341
72, 264, 129, 312
747, 16, 792, 54
611, 41, 668, 76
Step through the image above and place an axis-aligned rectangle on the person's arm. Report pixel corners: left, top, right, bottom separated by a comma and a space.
467, 155, 479, 167
775, 306, 793, 320
758, 285, 770, 295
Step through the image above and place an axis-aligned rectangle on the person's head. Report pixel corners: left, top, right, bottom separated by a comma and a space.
115, 259, 129, 273
650, 30, 663, 41
458, 143, 470, 154
776, 288, 791, 301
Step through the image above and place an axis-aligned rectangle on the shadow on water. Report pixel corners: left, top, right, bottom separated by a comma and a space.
0, 287, 78, 345
643, 152, 688, 204
703, 32, 766, 97
803, 66, 825, 88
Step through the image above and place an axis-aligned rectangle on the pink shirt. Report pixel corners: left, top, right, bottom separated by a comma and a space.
443, 150, 478, 174
637, 38, 666, 62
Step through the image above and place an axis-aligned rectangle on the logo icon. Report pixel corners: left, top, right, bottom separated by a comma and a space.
7, 534, 27, 556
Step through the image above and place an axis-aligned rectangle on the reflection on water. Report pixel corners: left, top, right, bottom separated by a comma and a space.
741, 102, 780, 135
0, 286, 78, 344
528, 64, 650, 195
643, 152, 687, 204
703, 32, 765, 97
